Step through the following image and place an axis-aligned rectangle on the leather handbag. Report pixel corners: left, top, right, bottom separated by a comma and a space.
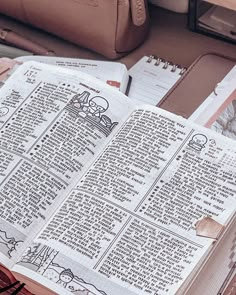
0, 0, 150, 59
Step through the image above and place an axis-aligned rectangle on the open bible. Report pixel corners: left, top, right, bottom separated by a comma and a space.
0, 56, 131, 95
0, 61, 235, 295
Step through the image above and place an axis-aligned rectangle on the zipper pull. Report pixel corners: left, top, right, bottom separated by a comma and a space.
130, 0, 147, 26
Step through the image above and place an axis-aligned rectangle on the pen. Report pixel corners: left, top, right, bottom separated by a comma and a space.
0, 28, 55, 56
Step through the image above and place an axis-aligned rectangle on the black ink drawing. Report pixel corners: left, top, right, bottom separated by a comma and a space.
19, 243, 107, 295
65, 91, 118, 137
188, 134, 208, 151
57, 268, 74, 288
0, 107, 9, 117
0, 230, 23, 258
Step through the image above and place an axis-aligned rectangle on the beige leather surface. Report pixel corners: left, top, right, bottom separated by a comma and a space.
0, 4, 235, 68
158, 53, 236, 118
120, 5, 236, 69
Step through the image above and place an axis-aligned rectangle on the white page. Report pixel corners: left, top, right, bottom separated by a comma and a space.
14, 105, 236, 295
128, 56, 185, 105
0, 61, 138, 268
15, 56, 130, 94
183, 214, 236, 295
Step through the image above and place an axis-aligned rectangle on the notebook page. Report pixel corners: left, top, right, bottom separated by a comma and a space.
128, 56, 184, 105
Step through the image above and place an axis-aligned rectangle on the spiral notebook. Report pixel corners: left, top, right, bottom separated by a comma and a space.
128, 55, 186, 105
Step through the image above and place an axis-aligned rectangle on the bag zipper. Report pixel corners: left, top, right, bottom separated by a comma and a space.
130, 0, 147, 26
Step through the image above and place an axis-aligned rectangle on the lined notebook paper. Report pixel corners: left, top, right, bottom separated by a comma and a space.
128, 55, 186, 105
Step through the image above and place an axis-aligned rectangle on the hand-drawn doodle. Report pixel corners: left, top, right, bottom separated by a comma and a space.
57, 268, 74, 288
65, 91, 118, 137
188, 134, 208, 151
19, 244, 107, 295
85, 96, 108, 118
0, 107, 9, 117
0, 230, 23, 258
71, 91, 90, 117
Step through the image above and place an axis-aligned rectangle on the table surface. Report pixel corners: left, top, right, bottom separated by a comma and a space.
119, 4, 236, 69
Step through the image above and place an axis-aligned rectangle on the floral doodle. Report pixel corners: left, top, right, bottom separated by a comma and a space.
0, 230, 23, 258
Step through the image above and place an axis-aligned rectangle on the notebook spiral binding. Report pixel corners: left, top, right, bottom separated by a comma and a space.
146, 55, 187, 75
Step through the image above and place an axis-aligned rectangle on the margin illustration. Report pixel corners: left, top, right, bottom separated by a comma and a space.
19, 243, 107, 295
65, 91, 118, 137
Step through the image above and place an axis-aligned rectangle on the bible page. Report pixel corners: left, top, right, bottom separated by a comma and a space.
0, 61, 137, 268
14, 105, 236, 295
15, 56, 130, 94
182, 214, 236, 295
